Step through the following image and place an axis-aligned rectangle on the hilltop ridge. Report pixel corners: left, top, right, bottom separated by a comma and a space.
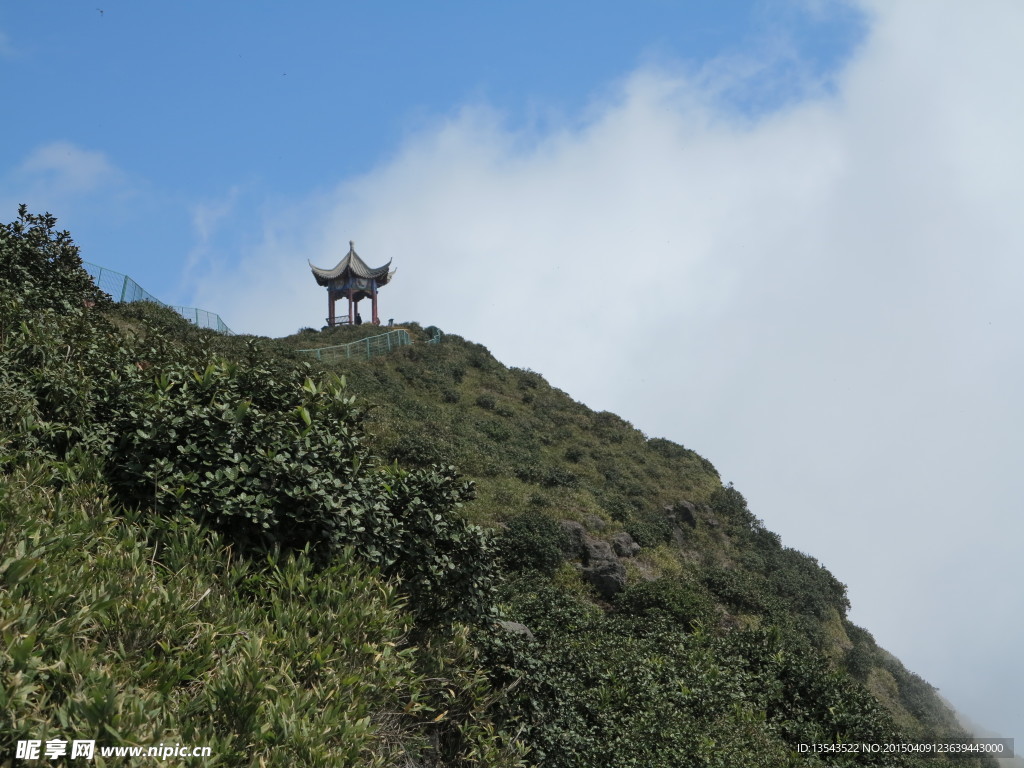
281, 322, 980, 744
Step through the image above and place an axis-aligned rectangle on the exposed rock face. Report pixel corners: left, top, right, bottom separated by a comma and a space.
559, 520, 588, 560
584, 539, 615, 564
559, 520, 630, 599
661, 501, 700, 547
665, 501, 698, 528
582, 540, 626, 599
582, 558, 626, 600
611, 531, 640, 558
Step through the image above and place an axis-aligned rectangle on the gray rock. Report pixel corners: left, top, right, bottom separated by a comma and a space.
559, 520, 588, 559
581, 538, 627, 599
666, 501, 697, 528
611, 531, 641, 558
496, 620, 535, 642
583, 559, 627, 599
584, 539, 616, 565
583, 514, 607, 531
560, 522, 629, 597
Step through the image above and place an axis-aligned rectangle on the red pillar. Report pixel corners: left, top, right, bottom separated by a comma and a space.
371, 280, 379, 324
328, 289, 336, 327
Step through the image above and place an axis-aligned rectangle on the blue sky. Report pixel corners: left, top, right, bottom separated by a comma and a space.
4, 0, 1023, 752
3, 1, 863, 301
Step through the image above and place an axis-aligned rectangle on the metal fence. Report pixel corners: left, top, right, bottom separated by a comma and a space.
297, 329, 414, 363
83, 261, 233, 334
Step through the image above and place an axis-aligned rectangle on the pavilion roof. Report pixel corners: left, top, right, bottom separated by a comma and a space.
309, 242, 393, 287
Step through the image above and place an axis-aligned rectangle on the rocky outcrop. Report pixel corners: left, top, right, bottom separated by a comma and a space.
559, 520, 588, 560
585, 557, 622, 606
558, 521, 630, 599
611, 531, 640, 558
665, 501, 698, 528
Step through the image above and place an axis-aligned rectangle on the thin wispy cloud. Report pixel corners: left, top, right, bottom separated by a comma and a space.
18, 141, 123, 194
2, 141, 129, 217
184, 186, 245, 277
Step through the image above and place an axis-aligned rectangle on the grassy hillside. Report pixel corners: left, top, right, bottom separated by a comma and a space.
283, 324, 984, 765
0, 208, 996, 766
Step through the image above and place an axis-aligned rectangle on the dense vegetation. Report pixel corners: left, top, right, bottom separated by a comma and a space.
1, 207, 993, 766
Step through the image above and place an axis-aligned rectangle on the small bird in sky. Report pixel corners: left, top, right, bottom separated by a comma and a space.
96, 8, 104, 16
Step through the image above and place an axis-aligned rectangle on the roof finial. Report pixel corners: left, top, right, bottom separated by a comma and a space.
349, 240, 354, 250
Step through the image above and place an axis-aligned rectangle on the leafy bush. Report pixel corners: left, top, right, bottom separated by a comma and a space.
104, 358, 494, 624
535, 465, 580, 489
0, 205, 108, 315
0, 463, 527, 767
385, 423, 461, 468
708, 483, 755, 528
591, 411, 630, 443
481, 578, 915, 768
701, 566, 779, 617
497, 512, 568, 575
625, 508, 674, 548
563, 446, 585, 463
646, 437, 690, 461
614, 577, 714, 630
764, 547, 851, 621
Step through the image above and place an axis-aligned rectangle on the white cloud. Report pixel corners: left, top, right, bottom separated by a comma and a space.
18, 141, 123, 194
195, 0, 1024, 739
191, 189, 241, 249
2, 141, 129, 217
184, 186, 246, 280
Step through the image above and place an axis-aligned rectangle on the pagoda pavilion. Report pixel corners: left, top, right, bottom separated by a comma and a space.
309, 242, 394, 326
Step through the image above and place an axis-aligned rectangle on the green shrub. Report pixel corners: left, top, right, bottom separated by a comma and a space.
104, 359, 494, 625
0, 464, 527, 767
709, 483, 754, 528
481, 581, 912, 768
1, 213, 498, 628
614, 577, 714, 630
646, 437, 690, 461
701, 566, 778, 617
563, 446, 585, 463
0, 205, 109, 315
764, 547, 851, 621
497, 512, 568, 575
625, 509, 674, 548
385, 424, 460, 467
846, 639, 875, 682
